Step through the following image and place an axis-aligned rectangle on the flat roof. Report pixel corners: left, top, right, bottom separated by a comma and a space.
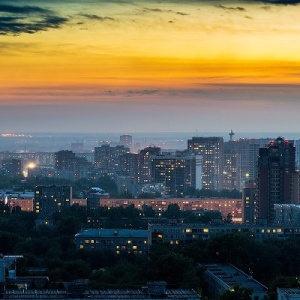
205, 264, 268, 292
75, 229, 148, 238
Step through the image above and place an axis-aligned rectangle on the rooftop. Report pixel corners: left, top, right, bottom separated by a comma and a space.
75, 229, 148, 238
204, 264, 267, 292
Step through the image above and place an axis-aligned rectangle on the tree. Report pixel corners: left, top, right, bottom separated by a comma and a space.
163, 203, 181, 219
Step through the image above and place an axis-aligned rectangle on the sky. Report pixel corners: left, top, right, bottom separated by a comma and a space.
1, 0, 300, 133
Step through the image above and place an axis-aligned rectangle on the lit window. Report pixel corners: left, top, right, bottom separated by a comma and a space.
80, 245, 84, 249
203, 228, 209, 233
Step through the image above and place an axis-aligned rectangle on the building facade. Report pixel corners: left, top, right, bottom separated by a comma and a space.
151, 152, 202, 197
34, 185, 72, 217
75, 229, 148, 254
187, 137, 223, 190
257, 137, 296, 224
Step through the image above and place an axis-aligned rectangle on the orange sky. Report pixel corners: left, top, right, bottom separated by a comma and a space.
1, 0, 300, 132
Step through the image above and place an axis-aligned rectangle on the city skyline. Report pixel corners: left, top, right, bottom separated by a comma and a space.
1, 0, 300, 133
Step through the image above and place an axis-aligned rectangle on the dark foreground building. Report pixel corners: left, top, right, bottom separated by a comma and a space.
3, 281, 201, 299
257, 137, 296, 224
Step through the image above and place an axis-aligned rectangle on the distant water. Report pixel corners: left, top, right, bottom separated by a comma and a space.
0, 132, 299, 152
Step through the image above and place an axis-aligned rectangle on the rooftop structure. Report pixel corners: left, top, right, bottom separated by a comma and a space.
4, 283, 201, 299
277, 288, 300, 300
203, 264, 267, 300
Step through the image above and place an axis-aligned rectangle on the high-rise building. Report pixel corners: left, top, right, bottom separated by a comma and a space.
223, 141, 239, 191
257, 137, 296, 224
34, 185, 72, 217
139, 147, 161, 184
94, 145, 129, 171
1, 159, 22, 177
242, 181, 257, 224
54, 150, 92, 180
119, 135, 132, 149
224, 138, 270, 191
55, 150, 75, 170
151, 152, 201, 197
187, 137, 223, 190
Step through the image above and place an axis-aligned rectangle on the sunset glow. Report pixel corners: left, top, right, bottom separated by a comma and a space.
1, 0, 300, 132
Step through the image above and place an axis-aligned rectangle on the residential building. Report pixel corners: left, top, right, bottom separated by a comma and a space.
187, 137, 223, 190
277, 288, 300, 300
34, 185, 72, 218
3, 282, 201, 299
203, 264, 267, 300
1, 159, 22, 177
148, 223, 300, 245
274, 204, 300, 225
100, 198, 242, 222
94, 145, 129, 171
54, 150, 92, 180
119, 134, 132, 149
151, 152, 202, 197
75, 229, 148, 254
243, 181, 257, 224
86, 187, 109, 210
257, 137, 296, 224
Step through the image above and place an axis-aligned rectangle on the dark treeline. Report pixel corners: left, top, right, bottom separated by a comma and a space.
0, 207, 299, 299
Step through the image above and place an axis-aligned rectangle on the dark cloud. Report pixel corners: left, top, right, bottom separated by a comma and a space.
260, 0, 300, 4
141, 7, 189, 16
216, 4, 246, 11
79, 14, 115, 21
176, 11, 190, 15
0, 4, 51, 14
0, 4, 68, 35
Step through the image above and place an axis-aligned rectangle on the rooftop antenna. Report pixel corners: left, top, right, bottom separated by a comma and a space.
229, 129, 235, 141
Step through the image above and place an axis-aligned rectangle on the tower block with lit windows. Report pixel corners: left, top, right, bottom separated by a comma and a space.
34, 185, 72, 221
257, 137, 296, 224
187, 137, 223, 190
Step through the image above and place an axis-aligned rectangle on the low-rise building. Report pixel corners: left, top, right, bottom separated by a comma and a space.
75, 229, 148, 254
4, 281, 201, 299
148, 223, 300, 245
277, 288, 300, 300
203, 264, 267, 300
100, 198, 242, 222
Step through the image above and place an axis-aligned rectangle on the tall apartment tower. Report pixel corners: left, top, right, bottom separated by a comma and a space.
187, 137, 223, 190
34, 185, 72, 217
242, 181, 257, 224
54, 150, 75, 170
119, 135, 132, 149
94, 145, 130, 171
151, 152, 202, 197
257, 137, 296, 224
